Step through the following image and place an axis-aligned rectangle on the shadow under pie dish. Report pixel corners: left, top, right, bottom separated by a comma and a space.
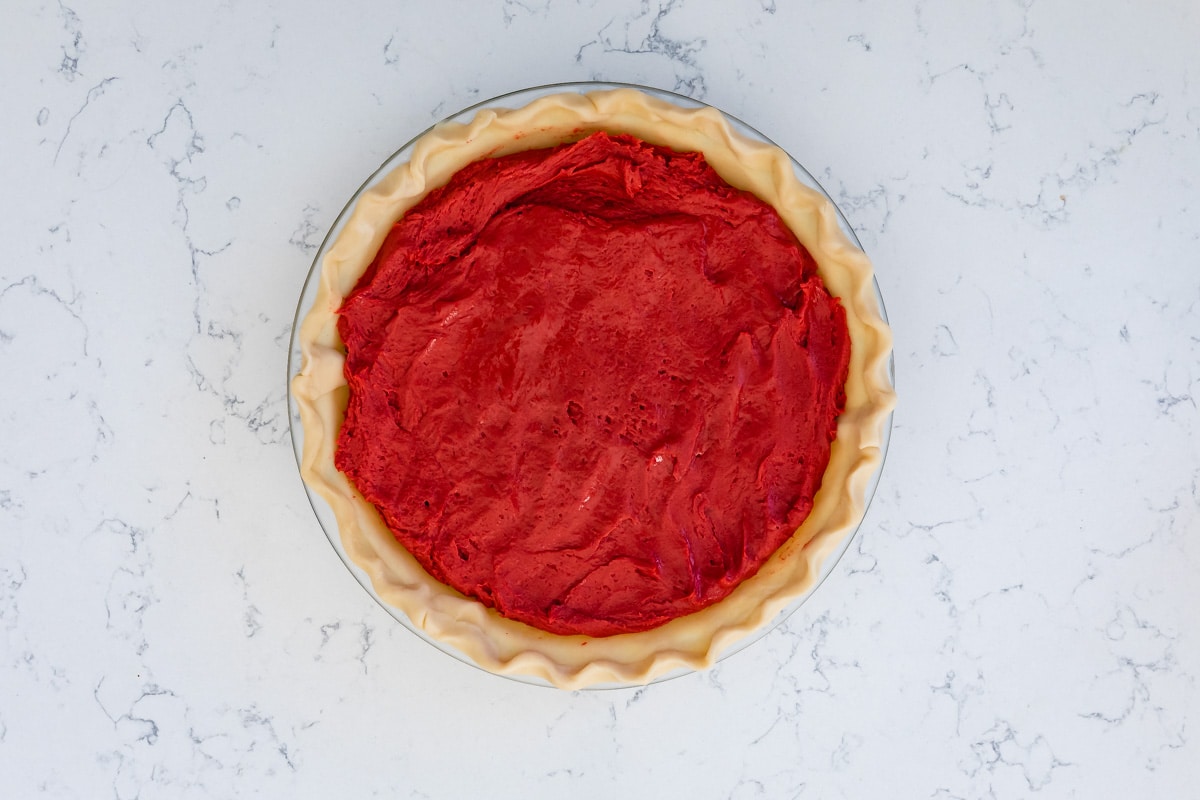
288, 83, 895, 689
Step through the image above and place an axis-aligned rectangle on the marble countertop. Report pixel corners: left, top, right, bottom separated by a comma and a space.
3, 1, 1197, 796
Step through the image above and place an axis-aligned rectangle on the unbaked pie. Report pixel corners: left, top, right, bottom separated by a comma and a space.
291, 86, 894, 688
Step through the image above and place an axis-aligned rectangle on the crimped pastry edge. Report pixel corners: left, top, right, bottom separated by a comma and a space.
291, 88, 895, 689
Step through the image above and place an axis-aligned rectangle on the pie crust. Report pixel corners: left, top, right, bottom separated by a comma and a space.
291, 87, 895, 688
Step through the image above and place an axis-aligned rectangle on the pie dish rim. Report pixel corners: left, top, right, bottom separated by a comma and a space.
287, 81, 896, 689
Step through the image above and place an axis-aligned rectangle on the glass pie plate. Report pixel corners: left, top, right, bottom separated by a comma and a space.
286, 81, 894, 689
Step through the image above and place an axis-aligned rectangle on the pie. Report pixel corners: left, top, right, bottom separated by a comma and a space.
291, 87, 894, 688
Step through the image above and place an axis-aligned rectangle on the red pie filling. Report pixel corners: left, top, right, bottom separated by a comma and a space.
336, 133, 851, 637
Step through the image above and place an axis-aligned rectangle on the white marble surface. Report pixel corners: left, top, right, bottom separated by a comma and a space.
2, 0, 1197, 796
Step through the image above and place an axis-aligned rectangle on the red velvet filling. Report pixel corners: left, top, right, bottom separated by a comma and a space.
336, 133, 850, 636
